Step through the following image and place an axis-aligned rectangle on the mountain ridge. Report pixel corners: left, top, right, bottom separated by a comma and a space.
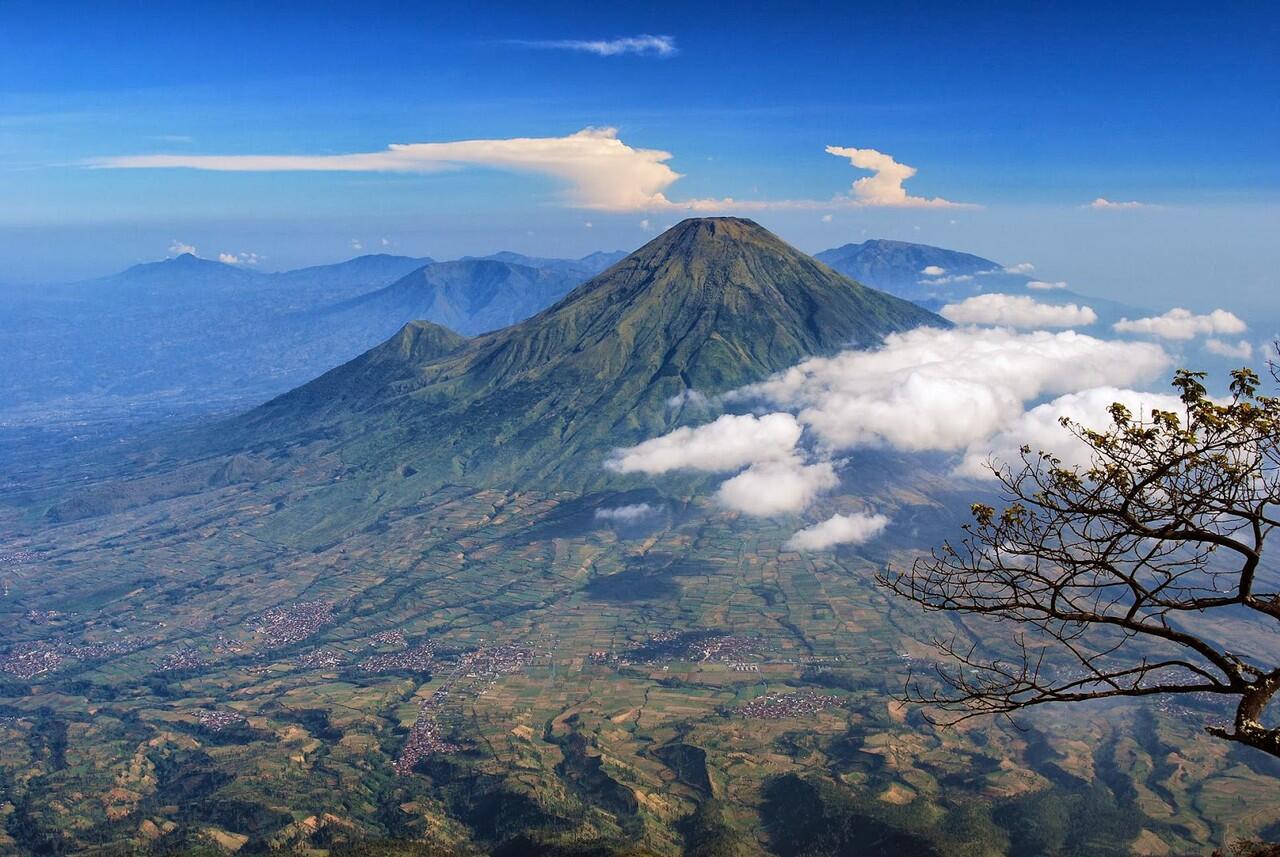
233, 217, 943, 488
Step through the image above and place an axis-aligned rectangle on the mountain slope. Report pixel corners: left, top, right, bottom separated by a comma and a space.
816, 239, 997, 297
237, 218, 943, 486
322, 259, 582, 336
815, 238, 1142, 326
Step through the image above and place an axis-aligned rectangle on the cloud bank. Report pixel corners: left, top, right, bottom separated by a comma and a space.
1113, 307, 1246, 340
784, 512, 889, 551
737, 328, 1169, 453
940, 294, 1097, 329
714, 459, 838, 516
955, 386, 1187, 478
605, 412, 801, 474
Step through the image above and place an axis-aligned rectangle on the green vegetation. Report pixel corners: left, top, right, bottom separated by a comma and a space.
0, 220, 1275, 854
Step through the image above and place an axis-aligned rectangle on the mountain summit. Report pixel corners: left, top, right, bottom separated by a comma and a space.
236, 217, 941, 485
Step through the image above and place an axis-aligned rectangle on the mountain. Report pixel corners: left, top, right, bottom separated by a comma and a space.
464, 249, 628, 279
0, 251, 623, 426
816, 238, 1142, 327
236, 218, 942, 486
816, 239, 997, 298
5, 222, 1272, 857
322, 259, 582, 336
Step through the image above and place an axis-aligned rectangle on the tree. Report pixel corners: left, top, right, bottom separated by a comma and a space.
879, 367, 1280, 758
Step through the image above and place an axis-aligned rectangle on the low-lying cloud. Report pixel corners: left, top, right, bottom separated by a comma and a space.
955, 386, 1187, 478
737, 328, 1169, 453
595, 503, 660, 523
606, 412, 801, 474
1204, 338, 1254, 359
1114, 307, 1247, 340
784, 512, 889, 551
714, 458, 838, 517
940, 294, 1097, 329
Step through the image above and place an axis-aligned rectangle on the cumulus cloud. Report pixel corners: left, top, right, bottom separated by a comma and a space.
784, 512, 890, 551
714, 459, 838, 517
509, 35, 677, 57
1004, 262, 1036, 275
940, 294, 1098, 329
1113, 307, 1247, 341
824, 146, 971, 208
1204, 338, 1254, 359
1026, 279, 1068, 291
94, 128, 684, 213
217, 251, 261, 266
956, 386, 1187, 478
1090, 197, 1148, 209
920, 265, 946, 276
606, 413, 801, 474
595, 503, 660, 523
613, 328, 1170, 519
168, 240, 197, 256
737, 328, 1170, 453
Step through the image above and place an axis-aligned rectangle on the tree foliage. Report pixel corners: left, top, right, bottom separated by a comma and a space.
881, 366, 1280, 757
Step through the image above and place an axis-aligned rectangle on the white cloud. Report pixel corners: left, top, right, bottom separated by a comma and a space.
1204, 338, 1254, 359
921, 265, 946, 276
714, 458, 838, 517
606, 412, 801, 475
940, 294, 1097, 329
784, 512, 889, 551
168, 240, 197, 256
97, 133, 973, 214
956, 387, 1187, 478
217, 251, 261, 266
350, 239, 364, 251
1027, 280, 1068, 291
922, 273, 973, 285
510, 35, 677, 57
824, 146, 970, 208
1004, 262, 1036, 275
1090, 197, 1148, 209
821, 213, 833, 223
1113, 307, 1247, 340
94, 128, 684, 213
737, 327, 1170, 453
595, 503, 660, 523
639, 218, 653, 231
380, 237, 393, 247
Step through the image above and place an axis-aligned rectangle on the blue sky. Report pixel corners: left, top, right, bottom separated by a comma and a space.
1, 1, 1277, 314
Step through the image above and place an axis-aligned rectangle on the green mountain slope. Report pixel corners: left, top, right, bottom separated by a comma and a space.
234, 217, 943, 487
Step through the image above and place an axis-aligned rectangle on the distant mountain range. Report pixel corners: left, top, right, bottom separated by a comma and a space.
1, 233, 1143, 429
0, 250, 623, 425
815, 239, 1140, 327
